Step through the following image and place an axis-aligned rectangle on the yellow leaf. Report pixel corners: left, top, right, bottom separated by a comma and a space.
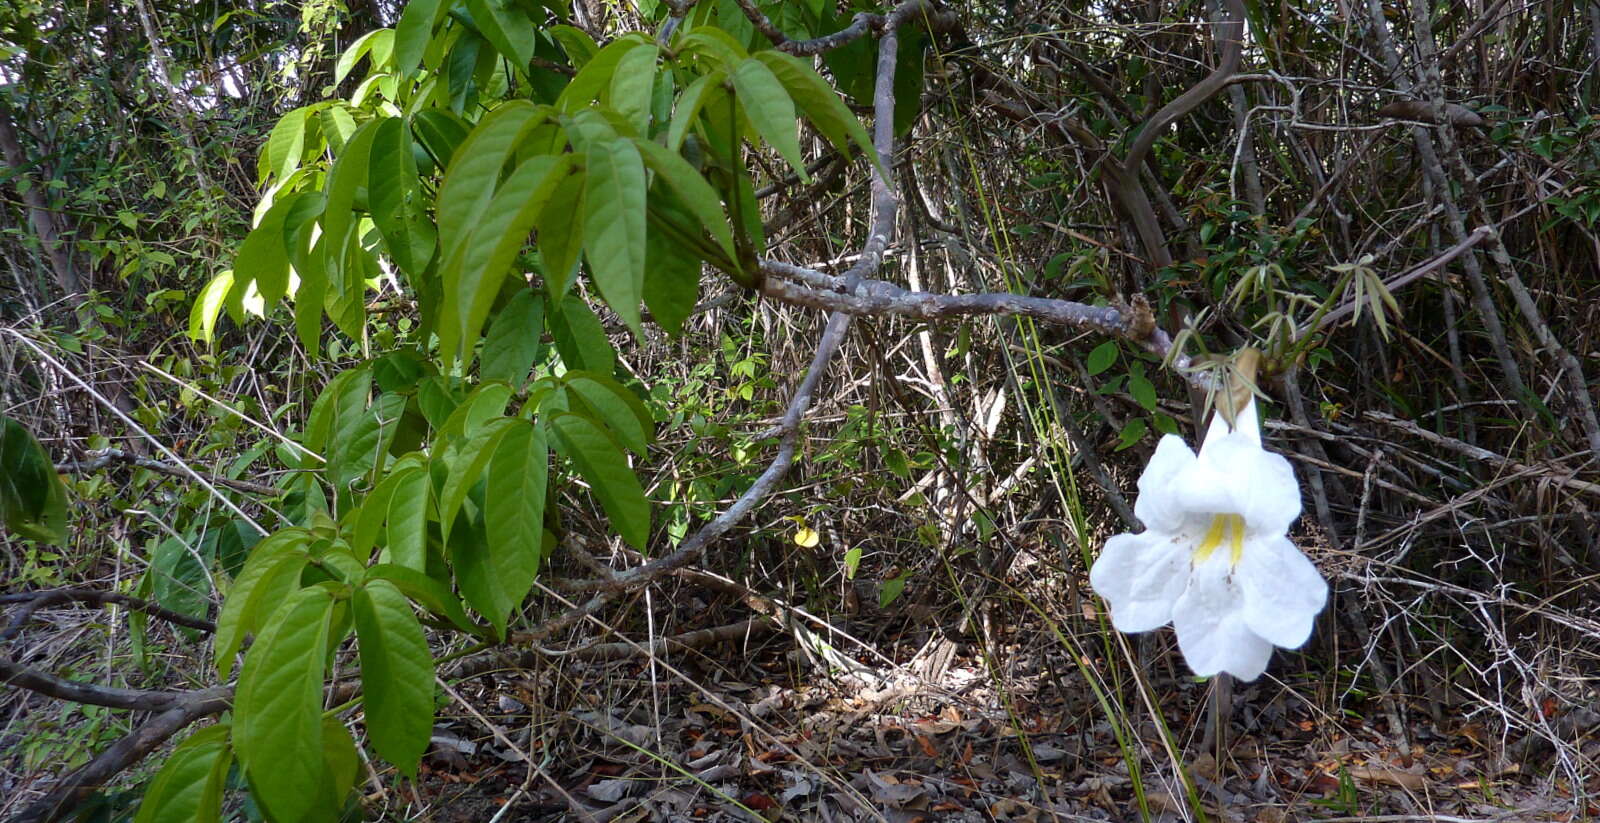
793, 526, 819, 548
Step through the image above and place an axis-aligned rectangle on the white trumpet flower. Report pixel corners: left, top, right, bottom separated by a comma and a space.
1089, 397, 1327, 681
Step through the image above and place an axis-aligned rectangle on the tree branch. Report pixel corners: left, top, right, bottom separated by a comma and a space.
54, 447, 282, 496
1, 588, 217, 643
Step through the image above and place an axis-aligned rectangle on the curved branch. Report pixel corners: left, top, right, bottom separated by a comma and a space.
12, 688, 232, 823
55, 448, 282, 496
1120, 0, 1247, 175
1, 588, 216, 644
0, 657, 217, 712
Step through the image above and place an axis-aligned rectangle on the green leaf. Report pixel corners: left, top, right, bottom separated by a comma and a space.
365, 563, 478, 634
1127, 364, 1157, 412
263, 106, 311, 185
548, 412, 649, 549
0, 415, 68, 545
439, 154, 574, 364
751, 50, 877, 165
437, 418, 519, 544
665, 70, 724, 152
547, 25, 599, 68
234, 585, 335, 823
1114, 417, 1149, 450
535, 172, 586, 300
214, 530, 312, 679
335, 28, 394, 85
148, 536, 210, 641
188, 271, 234, 345
465, 0, 536, 69
369, 118, 437, 279
384, 467, 432, 572
411, 109, 473, 170
233, 195, 297, 311
878, 572, 909, 608
730, 58, 807, 179
555, 34, 651, 113
353, 579, 435, 777
481, 290, 546, 387
437, 382, 516, 443
631, 137, 738, 265
547, 294, 615, 374
485, 422, 547, 582
1086, 341, 1118, 376
562, 372, 653, 455
327, 392, 407, 514
437, 101, 549, 258
643, 207, 702, 337
583, 138, 649, 334
608, 44, 659, 134
134, 724, 232, 823
319, 715, 360, 816
394, 0, 447, 79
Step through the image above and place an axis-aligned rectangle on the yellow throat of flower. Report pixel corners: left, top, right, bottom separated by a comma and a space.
1194, 513, 1246, 566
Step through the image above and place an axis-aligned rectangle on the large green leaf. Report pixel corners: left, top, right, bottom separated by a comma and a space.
730, 58, 807, 180
305, 368, 372, 475
751, 50, 877, 166
548, 412, 650, 549
631, 136, 737, 266
187, 271, 234, 345
555, 34, 652, 113
214, 530, 312, 679
148, 536, 210, 641
582, 138, 648, 334
480, 290, 546, 387
385, 467, 432, 572
353, 579, 434, 778
394, 0, 448, 79
0, 415, 67, 545
561, 372, 654, 455
134, 724, 232, 823
644, 200, 703, 336
327, 392, 407, 514
547, 294, 615, 374
233, 193, 309, 311
608, 43, 659, 134
335, 28, 394, 86
535, 171, 586, 300
369, 118, 437, 279
436, 417, 518, 544
464, 0, 536, 69
234, 585, 336, 823
482, 422, 548, 624
437, 101, 548, 258
438, 153, 573, 364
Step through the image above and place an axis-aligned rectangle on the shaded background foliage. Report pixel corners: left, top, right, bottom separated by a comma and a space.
3, 0, 1600, 818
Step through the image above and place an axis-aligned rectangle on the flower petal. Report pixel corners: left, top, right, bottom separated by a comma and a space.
1171, 558, 1274, 680
1179, 436, 1301, 535
1089, 531, 1189, 633
1237, 535, 1327, 649
1132, 434, 1196, 532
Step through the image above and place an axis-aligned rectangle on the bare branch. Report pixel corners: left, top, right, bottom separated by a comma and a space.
54, 448, 281, 496
1, 588, 216, 643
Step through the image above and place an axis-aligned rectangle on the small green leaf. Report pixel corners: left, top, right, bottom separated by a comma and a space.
548, 412, 649, 549
556, 34, 652, 112
0, 415, 68, 545
608, 44, 659, 134
353, 579, 435, 777
465, 0, 536, 69
1114, 417, 1149, 450
188, 271, 234, 345
437, 418, 518, 544
842, 547, 862, 580
1127, 364, 1157, 411
135, 724, 232, 823
535, 171, 586, 301
1086, 341, 1118, 376
561, 372, 653, 455
480, 422, 548, 629
264, 106, 311, 185
878, 572, 909, 608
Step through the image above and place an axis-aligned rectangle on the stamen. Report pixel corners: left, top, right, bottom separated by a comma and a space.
1194, 513, 1248, 566
1194, 514, 1227, 563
